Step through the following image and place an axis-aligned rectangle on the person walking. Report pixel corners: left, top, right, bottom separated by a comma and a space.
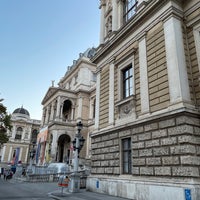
3, 169, 7, 180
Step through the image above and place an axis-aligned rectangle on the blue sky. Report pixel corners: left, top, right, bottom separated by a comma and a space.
0, 0, 100, 120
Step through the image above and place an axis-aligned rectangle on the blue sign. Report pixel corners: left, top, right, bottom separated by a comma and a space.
96, 180, 99, 188
185, 189, 191, 200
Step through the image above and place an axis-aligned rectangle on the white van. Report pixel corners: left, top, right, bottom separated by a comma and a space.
47, 163, 69, 174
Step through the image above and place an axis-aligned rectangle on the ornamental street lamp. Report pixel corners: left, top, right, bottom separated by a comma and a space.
69, 121, 85, 193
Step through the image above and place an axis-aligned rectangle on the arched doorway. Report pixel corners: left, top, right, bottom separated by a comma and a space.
57, 134, 71, 163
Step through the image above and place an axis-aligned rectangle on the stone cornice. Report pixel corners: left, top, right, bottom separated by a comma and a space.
91, 107, 200, 137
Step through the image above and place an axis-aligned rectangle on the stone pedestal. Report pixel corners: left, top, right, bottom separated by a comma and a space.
69, 172, 80, 193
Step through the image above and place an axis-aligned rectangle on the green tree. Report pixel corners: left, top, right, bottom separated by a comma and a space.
0, 99, 12, 145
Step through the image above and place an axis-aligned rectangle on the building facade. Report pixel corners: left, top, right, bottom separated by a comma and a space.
39, 48, 96, 169
0, 107, 40, 166
87, 0, 200, 200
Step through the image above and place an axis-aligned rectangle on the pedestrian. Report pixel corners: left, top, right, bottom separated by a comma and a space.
3, 169, 7, 180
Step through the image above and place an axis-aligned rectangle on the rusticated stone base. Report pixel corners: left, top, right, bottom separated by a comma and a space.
90, 111, 200, 199
86, 176, 200, 200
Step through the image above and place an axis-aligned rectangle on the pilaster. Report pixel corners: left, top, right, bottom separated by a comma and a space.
77, 96, 83, 119
55, 96, 61, 121
100, 1, 106, 44
8, 146, 12, 162
95, 69, 101, 130
164, 17, 191, 104
109, 59, 115, 125
139, 35, 150, 114
112, 0, 118, 32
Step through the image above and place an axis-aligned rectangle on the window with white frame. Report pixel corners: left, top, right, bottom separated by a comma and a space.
123, 0, 138, 23
15, 127, 23, 140
118, 56, 134, 100
122, 65, 133, 98
116, 55, 135, 121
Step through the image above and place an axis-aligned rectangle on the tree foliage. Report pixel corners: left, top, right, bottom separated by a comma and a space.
0, 99, 12, 145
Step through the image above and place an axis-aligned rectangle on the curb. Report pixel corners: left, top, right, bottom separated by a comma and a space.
48, 190, 70, 200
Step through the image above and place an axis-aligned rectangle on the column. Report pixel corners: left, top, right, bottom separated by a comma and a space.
71, 106, 75, 121
112, 0, 118, 32
46, 106, 50, 124
95, 70, 101, 129
25, 147, 29, 163
77, 96, 83, 119
89, 98, 93, 120
109, 61, 115, 125
12, 126, 16, 139
139, 36, 150, 114
41, 109, 45, 126
55, 96, 61, 120
100, 0, 106, 44
1, 145, 6, 162
118, 0, 124, 28
19, 147, 22, 162
8, 146, 12, 162
50, 103, 54, 121
164, 17, 191, 103
22, 128, 25, 140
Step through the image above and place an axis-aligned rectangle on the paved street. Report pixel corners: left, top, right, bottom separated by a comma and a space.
0, 177, 54, 200
0, 177, 129, 200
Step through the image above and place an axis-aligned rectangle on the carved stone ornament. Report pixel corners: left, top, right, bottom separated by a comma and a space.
116, 95, 136, 119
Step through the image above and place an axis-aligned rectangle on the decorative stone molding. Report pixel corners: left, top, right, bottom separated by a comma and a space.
115, 95, 136, 119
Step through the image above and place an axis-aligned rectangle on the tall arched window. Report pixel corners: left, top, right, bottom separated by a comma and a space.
62, 100, 72, 121
31, 129, 38, 144
15, 127, 23, 140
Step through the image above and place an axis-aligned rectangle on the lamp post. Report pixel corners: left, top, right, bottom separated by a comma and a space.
27, 143, 36, 174
69, 121, 85, 193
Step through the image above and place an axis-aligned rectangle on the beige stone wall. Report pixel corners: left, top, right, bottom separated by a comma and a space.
146, 23, 170, 112
82, 95, 90, 121
183, 28, 195, 104
99, 65, 109, 129
185, 25, 200, 106
91, 113, 200, 177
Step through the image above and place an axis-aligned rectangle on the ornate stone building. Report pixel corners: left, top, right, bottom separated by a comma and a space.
87, 0, 200, 200
0, 107, 40, 166
39, 48, 96, 168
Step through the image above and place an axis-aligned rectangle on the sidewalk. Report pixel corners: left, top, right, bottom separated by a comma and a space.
48, 189, 129, 200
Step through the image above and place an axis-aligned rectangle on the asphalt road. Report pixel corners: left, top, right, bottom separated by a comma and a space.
0, 177, 129, 200
0, 177, 56, 200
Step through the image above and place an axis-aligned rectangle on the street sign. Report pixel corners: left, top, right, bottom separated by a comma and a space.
185, 189, 192, 200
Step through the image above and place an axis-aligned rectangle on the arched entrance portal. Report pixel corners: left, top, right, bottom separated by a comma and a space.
57, 134, 71, 163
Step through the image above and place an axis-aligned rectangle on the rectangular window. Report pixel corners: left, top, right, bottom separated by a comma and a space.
122, 138, 132, 174
123, 65, 133, 98
123, 0, 137, 23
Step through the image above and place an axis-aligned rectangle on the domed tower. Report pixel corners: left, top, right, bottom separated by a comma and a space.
12, 106, 30, 120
